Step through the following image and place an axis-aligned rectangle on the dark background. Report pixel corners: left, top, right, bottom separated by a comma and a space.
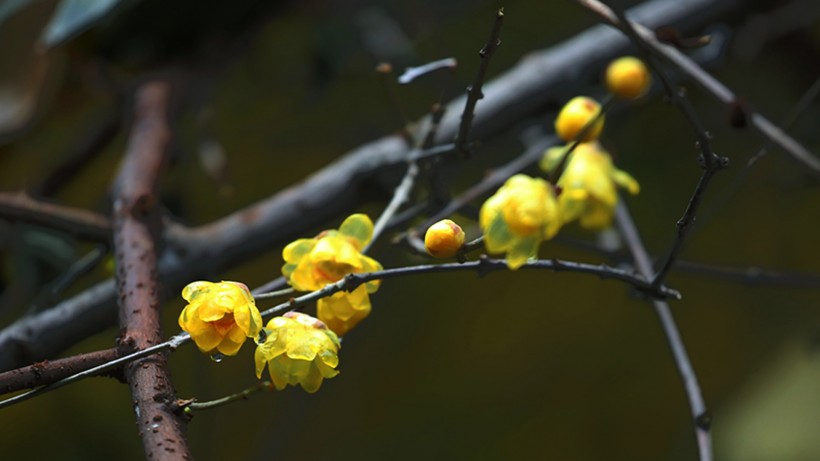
0, 0, 819, 460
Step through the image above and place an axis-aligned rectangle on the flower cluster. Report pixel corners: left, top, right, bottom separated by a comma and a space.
178, 281, 263, 356
541, 142, 639, 230
282, 214, 382, 336
255, 312, 341, 393
479, 174, 560, 269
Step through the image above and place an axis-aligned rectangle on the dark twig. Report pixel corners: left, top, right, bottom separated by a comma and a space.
111, 81, 191, 460
0, 191, 111, 241
180, 381, 274, 413
257, 256, 680, 319
455, 8, 504, 157
615, 202, 711, 461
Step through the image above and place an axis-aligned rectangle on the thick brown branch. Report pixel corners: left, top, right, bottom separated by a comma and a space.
112, 81, 191, 460
0, 348, 122, 395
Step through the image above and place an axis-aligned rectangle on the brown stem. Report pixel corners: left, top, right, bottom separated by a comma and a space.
0, 348, 123, 395
112, 81, 191, 460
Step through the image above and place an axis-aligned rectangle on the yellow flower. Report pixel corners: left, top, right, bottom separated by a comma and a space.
606, 56, 651, 100
479, 174, 561, 269
254, 312, 341, 393
554, 96, 605, 142
424, 219, 466, 258
541, 142, 640, 230
178, 281, 263, 356
282, 214, 382, 336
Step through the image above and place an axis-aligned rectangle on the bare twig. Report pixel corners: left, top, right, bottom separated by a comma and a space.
615, 202, 711, 461
180, 381, 274, 413
111, 81, 191, 460
455, 8, 504, 157
257, 256, 680, 319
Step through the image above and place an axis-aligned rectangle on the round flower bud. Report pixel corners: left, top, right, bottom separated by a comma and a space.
424, 219, 465, 258
606, 56, 651, 99
554, 96, 604, 142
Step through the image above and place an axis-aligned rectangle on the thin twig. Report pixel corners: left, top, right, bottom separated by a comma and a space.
615, 202, 711, 461
180, 381, 274, 413
365, 161, 419, 253
256, 256, 680, 319
455, 8, 504, 157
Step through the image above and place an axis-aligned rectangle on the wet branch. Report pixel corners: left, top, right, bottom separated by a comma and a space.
111, 81, 191, 460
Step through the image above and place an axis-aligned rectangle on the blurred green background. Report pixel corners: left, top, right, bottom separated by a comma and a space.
0, 0, 819, 460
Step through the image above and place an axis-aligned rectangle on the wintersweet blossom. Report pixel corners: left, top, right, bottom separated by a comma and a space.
282, 214, 382, 336
254, 312, 341, 393
479, 174, 561, 270
178, 281, 263, 356
540, 142, 640, 230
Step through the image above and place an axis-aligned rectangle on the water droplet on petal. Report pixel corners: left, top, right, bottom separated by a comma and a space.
210, 353, 224, 363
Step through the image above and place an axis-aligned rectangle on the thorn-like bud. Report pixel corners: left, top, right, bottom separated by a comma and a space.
424, 219, 466, 258
554, 96, 604, 142
606, 56, 652, 100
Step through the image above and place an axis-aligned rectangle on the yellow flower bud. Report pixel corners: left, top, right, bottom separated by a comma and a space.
424, 219, 465, 258
606, 56, 651, 99
554, 96, 604, 142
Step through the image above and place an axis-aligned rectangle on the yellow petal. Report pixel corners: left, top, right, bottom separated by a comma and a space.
181, 281, 214, 302
283, 239, 317, 263
216, 338, 244, 356
506, 235, 540, 270
611, 168, 640, 195
338, 213, 374, 250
